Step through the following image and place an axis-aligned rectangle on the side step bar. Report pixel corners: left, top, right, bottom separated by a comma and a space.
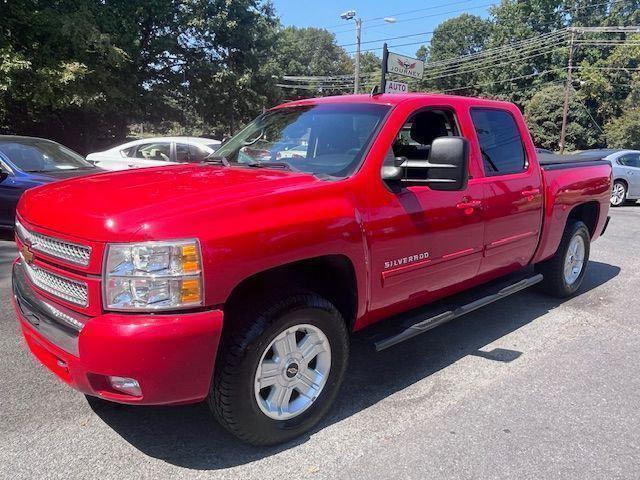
374, 274, 543, 351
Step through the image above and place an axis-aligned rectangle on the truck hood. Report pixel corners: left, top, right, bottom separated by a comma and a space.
18, 164, 320, 241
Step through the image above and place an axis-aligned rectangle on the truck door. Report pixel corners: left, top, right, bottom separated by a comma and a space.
470, 108, 543, 275
365, 107, 485, 320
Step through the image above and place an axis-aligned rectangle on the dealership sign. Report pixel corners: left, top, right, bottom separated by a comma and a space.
384, 81, 409, 94
386, 52, 424, 80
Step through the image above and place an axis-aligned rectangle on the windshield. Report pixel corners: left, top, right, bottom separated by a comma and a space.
214, 103, 390, 178
0, 139, 93, 172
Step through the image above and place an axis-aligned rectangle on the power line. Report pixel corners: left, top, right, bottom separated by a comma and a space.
329, 2, 495, 35
441, 68, 567, 92
338, 30, 435, 48
324, 0, 478, 32
337, 0, 635, 52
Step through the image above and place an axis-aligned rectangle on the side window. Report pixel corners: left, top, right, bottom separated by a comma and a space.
175, 143, 191, 162
471, 109, 527, 176
134, 142, 171, 161
176, 143, 215, 163
385, 109, 458, 165
120, 146, 137, 157
619, 154, 640, 168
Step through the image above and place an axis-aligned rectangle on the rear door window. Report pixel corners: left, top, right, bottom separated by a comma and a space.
176, 143, 214, 163
471, 109, 527, 176
619, 154, 640, 168
134, 142, 171, 161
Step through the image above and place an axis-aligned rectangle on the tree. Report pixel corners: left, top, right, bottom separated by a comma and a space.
525, 84, 602, 150
605, 109, 640, 148
270, 27, 353, 99
0, 0, 280, 149
418, 14, 492, 95
358, 52, 381, 92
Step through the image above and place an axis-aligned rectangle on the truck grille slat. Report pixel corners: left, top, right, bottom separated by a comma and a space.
22, 258, 89, 307
16, 221, 91, 266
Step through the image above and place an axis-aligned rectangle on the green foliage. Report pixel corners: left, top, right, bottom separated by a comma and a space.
525, 84, 602, 150
270, 27, 353, 98
606, 109, 640, 148
420, 14, 492, 95
413, 0, 640, 148
0, 0, 279, 151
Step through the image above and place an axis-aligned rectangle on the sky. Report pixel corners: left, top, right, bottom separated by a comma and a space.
271, 0, 494, 58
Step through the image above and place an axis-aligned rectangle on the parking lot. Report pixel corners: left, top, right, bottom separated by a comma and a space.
0, 206, 638, 479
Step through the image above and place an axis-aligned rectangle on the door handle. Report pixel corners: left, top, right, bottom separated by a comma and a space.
521, 188, 540, 196
456, 200, 482, 210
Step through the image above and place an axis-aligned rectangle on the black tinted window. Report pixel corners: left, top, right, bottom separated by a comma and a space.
471, 109, 527, 176
175, 143, 213, 163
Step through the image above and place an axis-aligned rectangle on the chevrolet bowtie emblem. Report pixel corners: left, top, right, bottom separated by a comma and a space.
21, 244, 34, 264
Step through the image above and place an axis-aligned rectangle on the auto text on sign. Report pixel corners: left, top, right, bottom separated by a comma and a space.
385, 81, 409, 94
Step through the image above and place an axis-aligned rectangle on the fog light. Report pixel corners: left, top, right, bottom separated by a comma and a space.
108, 376, 142, 397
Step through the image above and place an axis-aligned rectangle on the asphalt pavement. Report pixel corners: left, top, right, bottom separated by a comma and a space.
1, 207, 638, 479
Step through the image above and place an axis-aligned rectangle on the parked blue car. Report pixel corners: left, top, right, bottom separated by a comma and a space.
0, 136, 100, 231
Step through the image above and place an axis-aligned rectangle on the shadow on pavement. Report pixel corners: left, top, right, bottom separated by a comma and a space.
91, 260, 620, 469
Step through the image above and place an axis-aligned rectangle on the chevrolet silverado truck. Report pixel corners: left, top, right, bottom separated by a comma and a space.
12, 94, 611, 445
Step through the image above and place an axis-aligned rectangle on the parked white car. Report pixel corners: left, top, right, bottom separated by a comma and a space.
86, 136, 221, 171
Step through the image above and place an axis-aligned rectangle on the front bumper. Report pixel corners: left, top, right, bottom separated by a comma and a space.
13, 260, 224, 405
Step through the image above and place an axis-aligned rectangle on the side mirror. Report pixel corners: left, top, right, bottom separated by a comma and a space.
381, 136, 470, 191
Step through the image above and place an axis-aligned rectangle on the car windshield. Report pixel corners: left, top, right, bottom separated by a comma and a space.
214, 103, 390, 178
0, 139, 93, 172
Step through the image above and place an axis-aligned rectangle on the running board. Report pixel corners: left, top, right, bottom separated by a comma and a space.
374, 273, 543, 351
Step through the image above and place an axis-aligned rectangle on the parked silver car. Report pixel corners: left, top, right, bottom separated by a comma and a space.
607, 150, 640, 206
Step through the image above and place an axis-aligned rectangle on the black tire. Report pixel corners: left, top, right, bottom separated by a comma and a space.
208, 291, 349, 446
536, 220, 590, 298
610, 180, 627, 207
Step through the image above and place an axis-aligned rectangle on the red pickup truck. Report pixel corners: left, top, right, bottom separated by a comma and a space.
12, 93, 611, 445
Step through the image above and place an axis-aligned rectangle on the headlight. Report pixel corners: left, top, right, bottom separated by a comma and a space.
103, 239, 203, 311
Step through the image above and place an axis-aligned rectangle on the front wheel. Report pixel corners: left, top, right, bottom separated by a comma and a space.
536, 220, 590, 297
610, 181, 627, 207
208, 291, 349, 446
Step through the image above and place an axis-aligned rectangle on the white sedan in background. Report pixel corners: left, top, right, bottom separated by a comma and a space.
86, 136, 221, 171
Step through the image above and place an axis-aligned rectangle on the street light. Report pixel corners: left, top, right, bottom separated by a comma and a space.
341, 12, 397, 94
340, 10, 362, 94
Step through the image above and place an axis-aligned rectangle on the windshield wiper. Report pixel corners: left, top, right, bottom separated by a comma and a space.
244, 161, 293, 171
203, 155, 231, 167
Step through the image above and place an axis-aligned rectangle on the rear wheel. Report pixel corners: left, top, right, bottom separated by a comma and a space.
610, 181, 627, 207
536, 220, 590, 297
208, 291, 349, 446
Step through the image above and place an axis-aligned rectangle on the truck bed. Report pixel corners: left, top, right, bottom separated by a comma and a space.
532, 159, 612, 265
538, 152, 611, 170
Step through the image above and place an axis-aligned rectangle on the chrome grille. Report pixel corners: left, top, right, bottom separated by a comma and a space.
21, 257, 89, 307
16, 220, 91, 266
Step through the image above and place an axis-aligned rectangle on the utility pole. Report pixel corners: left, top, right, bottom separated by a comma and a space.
354, 17, 362, 94
559, 29, 577, 154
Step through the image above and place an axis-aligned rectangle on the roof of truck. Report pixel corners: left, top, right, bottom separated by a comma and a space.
277, 93, 517, 110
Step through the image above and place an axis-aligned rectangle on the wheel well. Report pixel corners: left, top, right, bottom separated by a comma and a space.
224, 255, 358, 329
567, 201, 599, 237
614, 178, 628, 188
